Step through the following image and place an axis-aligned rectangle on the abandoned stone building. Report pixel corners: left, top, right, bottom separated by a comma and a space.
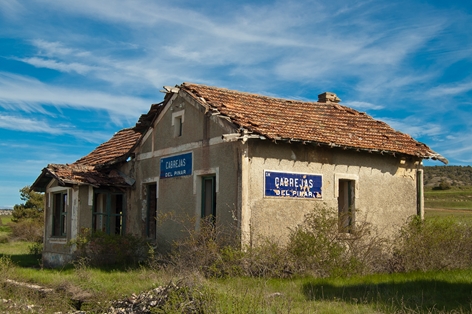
31, 83, 447, 267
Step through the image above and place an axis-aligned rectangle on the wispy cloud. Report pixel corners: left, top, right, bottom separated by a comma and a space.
427, 80, 472, 97
0, 72, 152, 119
344, 101, 384, 110
377, 116, 443, 138
0, 114, 113, 143
18, 57, 97, 74
0, 114, 65, 134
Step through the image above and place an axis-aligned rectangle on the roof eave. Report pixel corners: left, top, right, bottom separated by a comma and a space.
240, 135, 448, 164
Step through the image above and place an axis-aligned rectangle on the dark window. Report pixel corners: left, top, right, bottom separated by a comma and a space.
201, 176, 216, 222
338, 179, 355, 233
52, 192, 67, 237
92, 192, 125, 235
146, 183, 157, 239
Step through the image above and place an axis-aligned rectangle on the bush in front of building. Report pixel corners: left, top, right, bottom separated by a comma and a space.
71, 228, 150, 267
288, 204, 389, 277
167, 205, 388, 278
392, 215, 472, 272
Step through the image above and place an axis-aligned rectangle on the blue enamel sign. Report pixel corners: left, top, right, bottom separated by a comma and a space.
160, 152, 192, 178
264, 170, 322, 199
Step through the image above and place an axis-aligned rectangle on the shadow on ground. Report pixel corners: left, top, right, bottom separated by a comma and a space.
0, 253, 41, 268
303, 279, 472, 312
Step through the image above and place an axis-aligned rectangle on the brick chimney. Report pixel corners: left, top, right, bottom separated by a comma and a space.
318, 92, 341, 103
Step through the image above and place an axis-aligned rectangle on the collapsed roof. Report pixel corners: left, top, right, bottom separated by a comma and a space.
31, 128, 141, 192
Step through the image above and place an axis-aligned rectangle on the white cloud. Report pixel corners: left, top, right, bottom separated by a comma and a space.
376, 116, 443, 138
19, 57, 96, 74
0, 114, 114, 143
0, 114, 64, 134
427, 81, 472, 97
31, 39, 76, 57
344, 101, 384, 110
0, 72, 152, 118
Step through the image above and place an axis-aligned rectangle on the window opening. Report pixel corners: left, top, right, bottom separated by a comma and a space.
176, 116, 183, 137
146, 183, 157, 239
52, 192, 67, 237
92, 191, 125, 235
172, 110, 184, 137
338, 179, 355, 233
201, 176, 216, 222
416, 169, 423, 218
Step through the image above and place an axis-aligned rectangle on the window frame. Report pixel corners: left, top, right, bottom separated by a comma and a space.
172, 110, 185, 138
52, 191, 68, 237
201, 175, 217, 220
146, 183, 158, 239
92, 190, 126, 235
338, 179, 355, 233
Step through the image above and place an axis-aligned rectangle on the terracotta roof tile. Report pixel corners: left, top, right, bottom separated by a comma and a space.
180, 83, 446, 162
32, 128, 141, 191
75, 128, 141, 166
44, 163, 130, 187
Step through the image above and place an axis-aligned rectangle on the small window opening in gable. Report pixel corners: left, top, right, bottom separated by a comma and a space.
172, 110, 185, 138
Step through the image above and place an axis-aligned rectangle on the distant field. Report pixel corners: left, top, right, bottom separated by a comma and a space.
424, 186, 472, 209
0, 215, 12, 239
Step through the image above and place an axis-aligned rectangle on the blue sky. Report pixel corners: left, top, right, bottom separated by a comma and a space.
1, 0, 471, 208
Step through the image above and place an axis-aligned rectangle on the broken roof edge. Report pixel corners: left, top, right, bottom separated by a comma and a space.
30, 165, 68, 192
74, 127, 142, 167
239, 134, 449, 164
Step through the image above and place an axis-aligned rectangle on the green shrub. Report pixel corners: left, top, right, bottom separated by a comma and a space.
169, 216, 240, 277
0, 255, 14, 275
168, 206, 389, 279
393, 216, 472, 272
288, 204, 388, 277
8, 219, 43, 242
240, 239, 295, 278
28, 241, 43, 257
71, 228, 149, 267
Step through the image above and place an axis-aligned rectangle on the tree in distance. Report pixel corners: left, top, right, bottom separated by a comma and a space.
12, 186, 44, 222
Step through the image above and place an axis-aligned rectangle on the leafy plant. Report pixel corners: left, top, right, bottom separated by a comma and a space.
288, 204, 388, 277
393, 215, 472, 272
70, 228, 149, 267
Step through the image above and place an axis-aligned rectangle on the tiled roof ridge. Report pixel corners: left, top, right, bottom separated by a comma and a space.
182, 82, 347, 107
180, 82, 448, 164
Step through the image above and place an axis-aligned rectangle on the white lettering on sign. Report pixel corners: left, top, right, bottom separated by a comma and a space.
264, 170, 323, 199
165, 158, 186, 170
274, 177, 313, 189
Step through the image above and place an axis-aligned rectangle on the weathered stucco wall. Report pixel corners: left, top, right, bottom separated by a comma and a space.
42, 182, 93, 267
244, 140, 420, 245
131, 92, 241, 250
